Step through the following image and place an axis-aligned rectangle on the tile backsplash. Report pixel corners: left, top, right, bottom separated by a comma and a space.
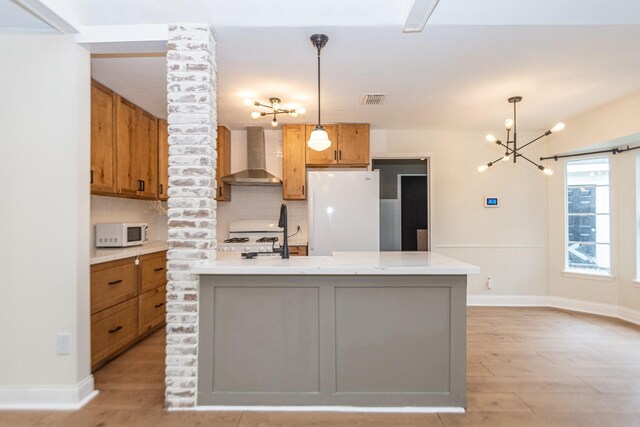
90, 195, 168, 245
216, 186, 308, 242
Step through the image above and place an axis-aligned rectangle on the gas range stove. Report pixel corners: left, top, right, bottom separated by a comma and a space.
218, 219, 283, 254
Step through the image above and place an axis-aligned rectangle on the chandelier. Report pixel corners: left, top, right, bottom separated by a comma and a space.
478, 96, 565, 176
244, 97, 306, 128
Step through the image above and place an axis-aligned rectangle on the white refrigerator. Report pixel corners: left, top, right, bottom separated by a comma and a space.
308, 171, 380, 256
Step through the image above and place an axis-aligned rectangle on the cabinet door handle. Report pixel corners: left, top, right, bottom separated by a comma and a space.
141, 180, 145, 191
137, 180, 143, 191
334, 150, 337, 160
302, 184, 305, 196
154, 303, 165, 309
159, 184, 163, 195
108, 279, 123, 285
90, 170, 94, 184
339, 150, 342, 160
219, 186, 223, 198
154, 267, 165, 272
109, 326, 123, 334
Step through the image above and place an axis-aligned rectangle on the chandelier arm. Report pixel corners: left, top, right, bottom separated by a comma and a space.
518, 133, 551, 151
517, 152, 545, 169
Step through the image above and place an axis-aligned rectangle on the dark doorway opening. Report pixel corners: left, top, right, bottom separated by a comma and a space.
401, 175, 428, 251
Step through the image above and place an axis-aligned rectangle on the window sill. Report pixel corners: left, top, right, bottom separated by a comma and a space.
561, 270, 615, 282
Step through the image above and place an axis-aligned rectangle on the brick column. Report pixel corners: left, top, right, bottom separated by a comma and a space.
165, 23, 217, 409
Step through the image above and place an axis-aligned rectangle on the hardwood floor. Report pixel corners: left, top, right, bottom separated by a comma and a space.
1, 307, 639, 426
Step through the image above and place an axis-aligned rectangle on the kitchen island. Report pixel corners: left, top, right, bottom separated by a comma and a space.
193, 252, 479, 410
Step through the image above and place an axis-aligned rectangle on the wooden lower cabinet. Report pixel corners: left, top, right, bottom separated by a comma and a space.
90, 251, 167, 370
90, 259, 136, 315
289, 245, 308, 256
139, 285, 166, 334
91, 298, 138, 368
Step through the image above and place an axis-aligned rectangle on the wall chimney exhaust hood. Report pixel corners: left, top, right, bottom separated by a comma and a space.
221, 126, 282, 186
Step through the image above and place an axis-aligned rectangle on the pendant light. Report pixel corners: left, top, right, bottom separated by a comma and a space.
307, 34, 332, 152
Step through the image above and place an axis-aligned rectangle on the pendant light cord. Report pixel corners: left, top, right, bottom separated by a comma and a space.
512, 99, 517, 163
317, 44, 321, 128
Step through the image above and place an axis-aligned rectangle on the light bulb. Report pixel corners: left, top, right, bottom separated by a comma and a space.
272, 101, 280, 110
543, 168, 554, 176
250, 112, 261, 119
244, 98, 254, 106
502, 154, 510, 162
551, 122, 565, 133
271, 118, 278, 127
307, 128, 332, 151
297, 107, 306, 115
478, 164, 489, 173
485, 134, 498, 144
504, 119, 514, 130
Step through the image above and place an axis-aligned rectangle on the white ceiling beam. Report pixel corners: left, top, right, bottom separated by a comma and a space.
403, 0, 440, 33
11, 0, 79, 33
76, 24, 168, 54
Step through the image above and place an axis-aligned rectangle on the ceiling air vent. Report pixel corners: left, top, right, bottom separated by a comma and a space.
361, 93, 388, 105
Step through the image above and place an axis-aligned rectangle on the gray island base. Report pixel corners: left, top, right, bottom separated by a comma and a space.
194, 252, 479, 411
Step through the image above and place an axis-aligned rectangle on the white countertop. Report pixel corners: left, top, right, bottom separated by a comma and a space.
193, 251, 480, 276
90, 240, 168, 265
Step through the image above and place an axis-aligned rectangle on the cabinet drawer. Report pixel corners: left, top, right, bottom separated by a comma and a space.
139, 285, 166, 335
140, 251, 167, 293
91, 259, 136, 314
289, 245, 308, 256
91, 298, 138, 368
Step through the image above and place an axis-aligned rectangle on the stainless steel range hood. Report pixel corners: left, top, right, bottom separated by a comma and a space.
221, 126, 282, 186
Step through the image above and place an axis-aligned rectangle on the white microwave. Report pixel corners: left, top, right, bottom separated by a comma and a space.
95, 223, 148, 248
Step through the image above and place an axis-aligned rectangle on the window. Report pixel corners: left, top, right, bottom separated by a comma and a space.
566, 158, 610, 274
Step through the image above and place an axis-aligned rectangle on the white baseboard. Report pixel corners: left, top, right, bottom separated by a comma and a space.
467, 295, 548, 307
468, 294, 640, 326
188, 405, 464, 414
0, 375, 97, 410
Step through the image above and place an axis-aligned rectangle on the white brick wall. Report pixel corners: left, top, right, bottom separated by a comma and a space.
165, 23, 216, 409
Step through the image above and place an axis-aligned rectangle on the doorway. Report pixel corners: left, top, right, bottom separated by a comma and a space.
372, 158, 430, 251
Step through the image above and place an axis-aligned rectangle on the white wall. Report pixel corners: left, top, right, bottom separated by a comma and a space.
91, 196, 168, 243
546, 92, 640, 313
377, 129, 551, 296
0, 34, 92, 404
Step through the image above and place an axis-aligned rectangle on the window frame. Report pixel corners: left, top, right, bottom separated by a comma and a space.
564, 156, 613, 277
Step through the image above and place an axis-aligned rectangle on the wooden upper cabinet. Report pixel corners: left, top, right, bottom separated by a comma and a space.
282, 124, 307, 200
136, 109, 158, 199
216, 126, 232, 202
338, 124, 370, 166
116, 96, 139, 196
304, 124, 369, 167
305, 124, 339, 166
157, 119, 169, 201
91, 81, 117, 194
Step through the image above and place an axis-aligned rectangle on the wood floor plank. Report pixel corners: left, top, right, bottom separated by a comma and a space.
467, 376, 592, 393
516, 392, 640, 413
440, 412, 640, 427
466, 392, 532, 413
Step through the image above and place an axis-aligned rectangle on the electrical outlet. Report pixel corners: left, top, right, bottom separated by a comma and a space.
485, 276, 493, 290
57, 333, 71, 355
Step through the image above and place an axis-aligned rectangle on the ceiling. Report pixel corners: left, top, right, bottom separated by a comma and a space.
0, 0, 53, 31
8, 0, 640, 130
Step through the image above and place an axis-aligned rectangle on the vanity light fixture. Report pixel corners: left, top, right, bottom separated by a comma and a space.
307, 33, 332, 151
478, 96, 564, 176
244, 97, 306, 128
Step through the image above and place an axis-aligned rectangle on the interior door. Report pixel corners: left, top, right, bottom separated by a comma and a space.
400, 176, 428, 251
